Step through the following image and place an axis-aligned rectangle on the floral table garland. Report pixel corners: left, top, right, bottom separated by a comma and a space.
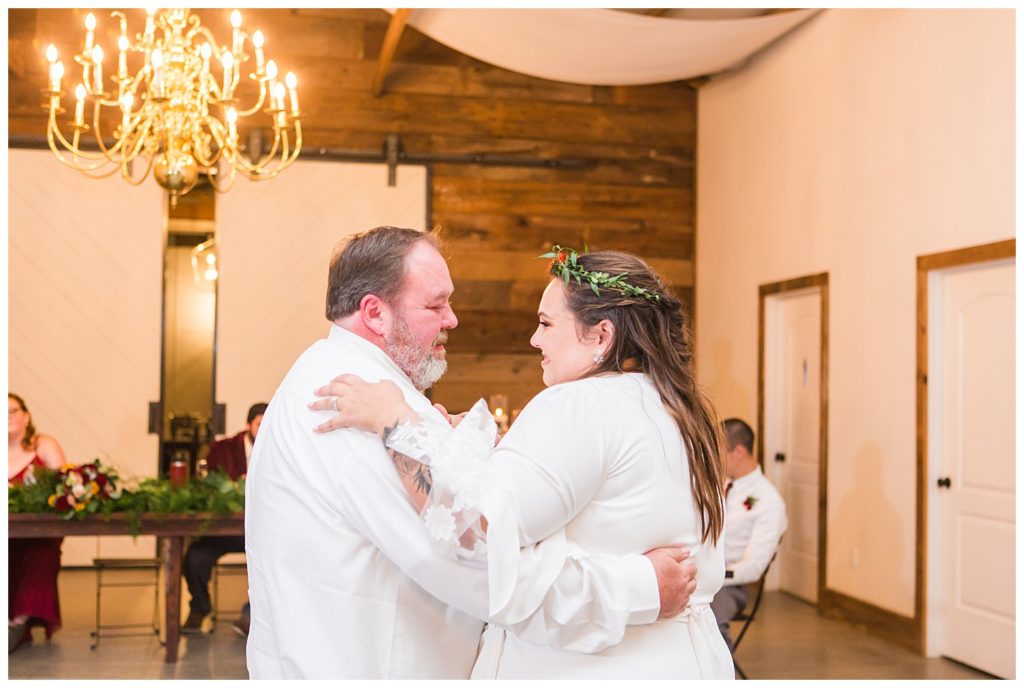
8, 460, 244, 535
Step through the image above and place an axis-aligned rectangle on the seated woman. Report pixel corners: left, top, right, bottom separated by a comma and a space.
8, 393, 67, 654
312, 249, 733, 678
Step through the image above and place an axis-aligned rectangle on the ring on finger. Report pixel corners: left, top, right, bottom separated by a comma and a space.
333, 397, 340, 412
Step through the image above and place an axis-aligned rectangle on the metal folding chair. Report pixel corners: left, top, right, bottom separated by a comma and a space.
90, 558, 162, 649
730, 551, 777, 679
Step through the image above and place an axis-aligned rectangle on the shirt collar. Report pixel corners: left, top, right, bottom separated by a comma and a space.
326, 324, 418, 393
732, 464, 763, 491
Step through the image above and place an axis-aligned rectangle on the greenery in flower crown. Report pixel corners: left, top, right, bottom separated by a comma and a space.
9, 459, 245, 537
539, 245, 661, 302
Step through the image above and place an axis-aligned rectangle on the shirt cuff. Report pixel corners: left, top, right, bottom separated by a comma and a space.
624, 553, 661, 625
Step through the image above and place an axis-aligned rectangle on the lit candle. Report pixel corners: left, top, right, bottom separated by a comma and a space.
121, 92, 133, 130
285, 71, 298, 116
252, 30, 265, 71
144, 7, 156, 38
230, 10, 242, 55
46, 43, 57, 64
273, 81, 286, 112
265, 59, 278, 102
92, 45, 104, 93
118, 35, 129, 80
151, 48, 164, 96
74, 83, 86, 126
50, 60, 64, 93
200, 43, 211, 87
221, 50, 234, 98
226, 106, 238, 141
84, 13, 96, 53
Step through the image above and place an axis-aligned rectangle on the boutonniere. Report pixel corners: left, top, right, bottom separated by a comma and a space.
743, 495, 758, 511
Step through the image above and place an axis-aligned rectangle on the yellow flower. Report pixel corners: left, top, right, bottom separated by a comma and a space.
61, 463, 75, 471
90, 482, 100, 495
75, 502, 86, 511
47, 495, 57, 507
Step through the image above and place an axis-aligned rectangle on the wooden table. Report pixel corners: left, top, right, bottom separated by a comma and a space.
9, 512, 244, 663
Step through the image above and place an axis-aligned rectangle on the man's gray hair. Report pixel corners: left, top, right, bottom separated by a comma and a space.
325, 226, 439, 321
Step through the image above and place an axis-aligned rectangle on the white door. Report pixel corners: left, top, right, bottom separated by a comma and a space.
927, 258, 1014, 678
764, 288, 821, 603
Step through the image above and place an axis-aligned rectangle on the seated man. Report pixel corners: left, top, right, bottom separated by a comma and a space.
711, 418, 787, 647
182, 402, 266, 637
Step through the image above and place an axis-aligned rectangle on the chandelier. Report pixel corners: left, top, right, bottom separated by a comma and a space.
43, 8, 302, 203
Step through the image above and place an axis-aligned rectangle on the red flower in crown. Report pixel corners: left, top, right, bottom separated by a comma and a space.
743, 495, 758, 511
548, 250, 567, 272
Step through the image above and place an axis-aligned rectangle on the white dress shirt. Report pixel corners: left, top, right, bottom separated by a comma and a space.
244, 326, 662, 679
722, 465, 787, 586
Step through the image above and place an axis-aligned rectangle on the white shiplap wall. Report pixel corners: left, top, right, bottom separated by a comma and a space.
9, 149, 164, 564
215, 161, 427, 434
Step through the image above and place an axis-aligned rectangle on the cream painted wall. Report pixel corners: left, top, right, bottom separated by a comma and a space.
696, 9, 1013, 617
215, 161, 427, 436
9, 149, 165, 564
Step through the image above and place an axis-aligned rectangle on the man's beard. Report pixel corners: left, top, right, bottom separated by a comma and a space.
384, 315, 448, 391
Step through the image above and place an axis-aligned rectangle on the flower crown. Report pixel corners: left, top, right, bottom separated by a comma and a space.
539, 245, 661, 302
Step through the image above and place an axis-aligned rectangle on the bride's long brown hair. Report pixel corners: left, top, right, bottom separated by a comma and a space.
561, 251, 727, 544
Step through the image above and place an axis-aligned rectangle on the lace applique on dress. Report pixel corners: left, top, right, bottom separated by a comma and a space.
385, 399, 497, 561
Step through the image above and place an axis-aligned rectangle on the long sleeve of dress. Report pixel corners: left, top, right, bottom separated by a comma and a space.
385, 382, 661, 653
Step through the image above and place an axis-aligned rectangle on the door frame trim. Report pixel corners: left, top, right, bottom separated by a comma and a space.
757, 272, 829, 605
915, 238, 1015, 653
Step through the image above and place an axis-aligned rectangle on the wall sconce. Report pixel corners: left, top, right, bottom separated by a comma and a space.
191, 237, 218, 284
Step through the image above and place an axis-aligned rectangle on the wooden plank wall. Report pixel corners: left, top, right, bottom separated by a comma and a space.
8, 8, 696, 414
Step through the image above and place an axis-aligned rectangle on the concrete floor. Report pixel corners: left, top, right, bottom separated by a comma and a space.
7, 570, 995, 680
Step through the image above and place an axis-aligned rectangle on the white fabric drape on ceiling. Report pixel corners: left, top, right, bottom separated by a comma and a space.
395, 8, 821, 86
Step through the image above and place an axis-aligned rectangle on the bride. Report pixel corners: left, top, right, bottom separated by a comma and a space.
311, 248, 733, 679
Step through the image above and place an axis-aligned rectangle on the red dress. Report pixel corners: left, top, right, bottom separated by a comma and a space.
9, 456, 63, 637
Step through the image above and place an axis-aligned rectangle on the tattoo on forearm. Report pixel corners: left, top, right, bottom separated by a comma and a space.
389, 450, 433, 494
382, 420, 432, 495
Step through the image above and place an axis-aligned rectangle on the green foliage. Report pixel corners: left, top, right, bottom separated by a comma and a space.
9, 463, 245, 536
8, 467, 61, 514
539, 245, 661, 302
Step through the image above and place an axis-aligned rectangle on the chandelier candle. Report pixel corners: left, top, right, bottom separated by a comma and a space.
42, 8, 302, 204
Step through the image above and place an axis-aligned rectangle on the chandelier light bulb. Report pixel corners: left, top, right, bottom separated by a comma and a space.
204, 268, 218, 281
75, 83, 86, 100
206, 253, 216, 265
265, 59, 277, 80
285, 72, 297, 89
230, 10, 242, 28
46, 44, 57, 63
273, 81, 285, 101
222, 51, 234, 70
253, 30, 264, 48
147, 7, 156, 16
122, 92, 133, 109
226, 107, 238, 124
53, 61, 64, 80
85, 13, 96, 31
151, 48, 164, 68
201, 43, 211, 60
118, 35, 129, 52
92, 45, 104, 64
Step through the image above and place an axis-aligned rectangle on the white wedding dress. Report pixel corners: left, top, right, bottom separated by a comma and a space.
387, 372, 734, 679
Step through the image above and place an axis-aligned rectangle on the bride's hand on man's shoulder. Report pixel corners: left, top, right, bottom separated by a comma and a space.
309, 374, 409, 436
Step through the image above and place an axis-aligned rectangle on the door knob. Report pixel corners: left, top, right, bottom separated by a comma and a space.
937, 476, 951, 489
774, 452, 786, 463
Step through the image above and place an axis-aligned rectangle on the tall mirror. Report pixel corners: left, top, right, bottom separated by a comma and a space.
159, 184, 218, 477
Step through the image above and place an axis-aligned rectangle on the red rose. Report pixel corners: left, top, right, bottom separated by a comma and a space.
54, 495, 71, 512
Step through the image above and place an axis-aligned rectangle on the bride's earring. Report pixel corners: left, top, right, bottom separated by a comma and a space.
594, 350, 605, 365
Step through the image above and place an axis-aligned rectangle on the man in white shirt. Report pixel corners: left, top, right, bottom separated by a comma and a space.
244, 226, 698, 678
711, 418, 787, 646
